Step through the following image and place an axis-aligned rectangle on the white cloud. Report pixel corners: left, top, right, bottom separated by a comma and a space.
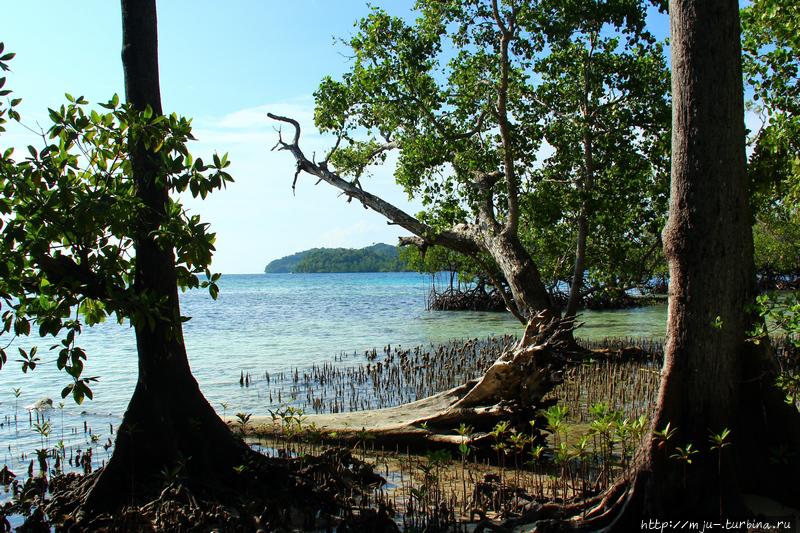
216, 97, 316, 131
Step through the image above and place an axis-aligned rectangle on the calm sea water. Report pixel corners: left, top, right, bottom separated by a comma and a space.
0, 272, 666, 471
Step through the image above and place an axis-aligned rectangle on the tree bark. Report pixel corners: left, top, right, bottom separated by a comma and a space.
639, 0, 757, 515
575, 2, 800, 527
484, 232, 556, 322
81, 0, 253, 512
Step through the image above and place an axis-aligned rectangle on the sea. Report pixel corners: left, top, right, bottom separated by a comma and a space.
0, 272, 666, 478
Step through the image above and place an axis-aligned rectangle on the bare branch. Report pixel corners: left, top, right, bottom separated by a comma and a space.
321, 133, 343, 166
366, 140, 400, 161
267, 112, 482, 257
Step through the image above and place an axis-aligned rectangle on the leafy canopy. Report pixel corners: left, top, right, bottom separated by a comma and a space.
313, 0, 670, 296
0, 44, 231, 402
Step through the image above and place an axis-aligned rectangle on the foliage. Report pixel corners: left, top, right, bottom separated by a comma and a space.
311, 0, 670, 306
522, 0, 671, 299
743, 0, 800, 278
753, 209, 800, 276
751, 292, 800, 405
294, 243, 408, 273
0, 44, 231, 402
263, 248, 310, 273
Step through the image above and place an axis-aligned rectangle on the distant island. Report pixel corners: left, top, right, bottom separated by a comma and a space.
264, 243, 411, 273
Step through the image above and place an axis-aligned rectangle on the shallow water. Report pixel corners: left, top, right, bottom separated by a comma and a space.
0, 272, 666, 476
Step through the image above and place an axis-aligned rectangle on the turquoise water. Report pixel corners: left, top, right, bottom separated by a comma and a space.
0, 272, 666, 469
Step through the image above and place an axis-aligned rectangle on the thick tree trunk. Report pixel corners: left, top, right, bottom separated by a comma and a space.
82, 0, 254, 512
636, 0, 756, 513
580, 2, 800, 528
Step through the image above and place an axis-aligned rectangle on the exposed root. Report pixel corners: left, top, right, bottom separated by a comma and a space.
412, 314, 582, 434
41, 447, 395, 532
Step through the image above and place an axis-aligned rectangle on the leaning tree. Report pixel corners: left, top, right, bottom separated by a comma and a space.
270, 0, 670, 323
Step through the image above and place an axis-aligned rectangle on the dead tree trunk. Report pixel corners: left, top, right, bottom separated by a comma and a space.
412, 313, 578, 432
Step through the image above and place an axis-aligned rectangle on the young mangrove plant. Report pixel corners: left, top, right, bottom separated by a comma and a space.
489, 420, 511, 483
456, 422, 474, 512
234, 412, 252, 436
709, 427, 732, 516
670, 443, 699, 489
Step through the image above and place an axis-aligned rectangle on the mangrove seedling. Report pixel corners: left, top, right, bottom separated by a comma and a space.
456, 423, 473, 512
508, 431, 530, 488
11, 387, 21, 425
489, 421, 511, 482
354, 427, 374, 461
709, 427, 732, 516
554, 442, 573, 500
234, 412, 252, 436
544, 405, 569, 449
588, 403, 618, 487
572, 435, 591, 497
670, 443, 699, 488
527, 444, 547, 498
653, 422, 677, 453
32, 421, 51, 449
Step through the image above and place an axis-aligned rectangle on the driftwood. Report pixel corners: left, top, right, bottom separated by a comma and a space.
410, 313, 578, 430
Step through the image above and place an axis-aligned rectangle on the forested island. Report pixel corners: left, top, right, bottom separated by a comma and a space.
264, 243, 410, 273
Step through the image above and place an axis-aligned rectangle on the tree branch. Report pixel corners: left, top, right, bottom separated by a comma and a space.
492, 0, 520, 236
36, 254, 109, 301
471, 170, 503, 233
267, 113, 483, 257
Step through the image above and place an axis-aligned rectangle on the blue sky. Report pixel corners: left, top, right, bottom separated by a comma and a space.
2, 1, 674, 274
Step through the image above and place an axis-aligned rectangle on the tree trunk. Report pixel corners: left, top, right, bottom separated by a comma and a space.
485, 232, 557, 322
565, 214, 588, 318
82, 0, 254, 512
637, 0, 758, 514
565, 54, 596, 319
581, 1, 800, 527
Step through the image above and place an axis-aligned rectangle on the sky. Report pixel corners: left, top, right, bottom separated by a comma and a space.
1, 1, 674, 274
